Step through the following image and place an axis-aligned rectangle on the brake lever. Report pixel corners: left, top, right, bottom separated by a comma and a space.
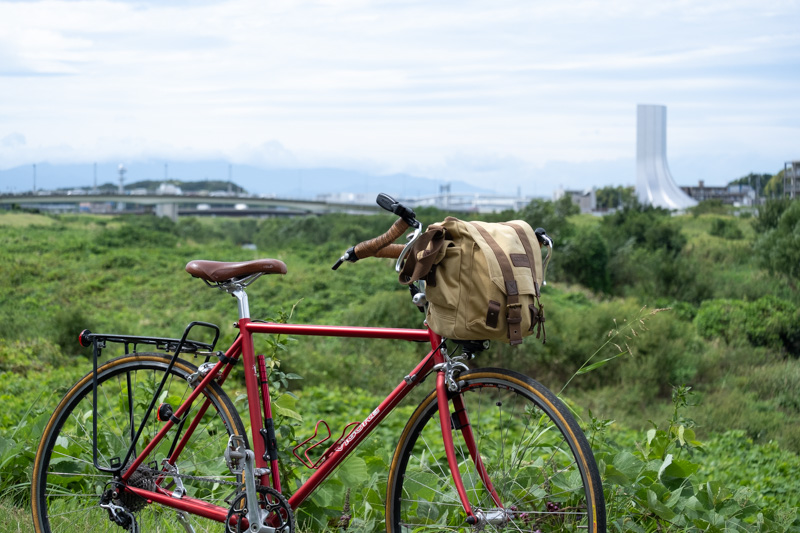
535, 228, 553, 286
395, 224, 423, 273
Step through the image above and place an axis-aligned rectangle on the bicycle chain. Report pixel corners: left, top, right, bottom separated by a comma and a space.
138, 465, 244, 489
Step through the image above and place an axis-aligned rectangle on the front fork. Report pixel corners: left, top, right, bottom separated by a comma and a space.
433, 356, 506, 527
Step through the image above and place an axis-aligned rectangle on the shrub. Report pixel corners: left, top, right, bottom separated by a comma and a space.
709, 217, 744, 239
758, 200, 800, 281
694, 299, 749, 344
517, 198, 575, 242
694, 296, 800, 355
752, 197, 792, 232
595, 386, 800, 532
691, 198, 727, 216
601, 205, 685, 255
560, 227, 611, 293
94, 215, 179, 248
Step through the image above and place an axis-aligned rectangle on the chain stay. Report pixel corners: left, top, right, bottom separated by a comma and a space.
138, 464, 243, 488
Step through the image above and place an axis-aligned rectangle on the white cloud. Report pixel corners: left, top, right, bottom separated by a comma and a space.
1, 132, 25, 147
0, 0, 797, 194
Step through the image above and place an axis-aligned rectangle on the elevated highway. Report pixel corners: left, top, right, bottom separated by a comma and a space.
0, 192, 381, 219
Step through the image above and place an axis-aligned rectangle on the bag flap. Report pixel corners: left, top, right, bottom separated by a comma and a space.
464, 220, 542, 296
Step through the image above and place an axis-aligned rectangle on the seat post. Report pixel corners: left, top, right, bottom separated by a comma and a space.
217, 278, 254, 320
231, 286, 250, 320
214, 273, 263, 320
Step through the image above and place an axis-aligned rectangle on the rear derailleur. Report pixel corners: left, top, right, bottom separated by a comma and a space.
99, 489, 139, 533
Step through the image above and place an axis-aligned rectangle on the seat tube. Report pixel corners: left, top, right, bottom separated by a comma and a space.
257, 353, 281, 491
239, 319, 268, 470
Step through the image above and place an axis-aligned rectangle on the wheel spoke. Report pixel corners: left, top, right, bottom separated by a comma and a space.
387, 369, 605, 532
33, 354, 246, 533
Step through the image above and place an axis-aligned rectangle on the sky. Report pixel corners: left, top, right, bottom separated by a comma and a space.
0, 0, 798, 197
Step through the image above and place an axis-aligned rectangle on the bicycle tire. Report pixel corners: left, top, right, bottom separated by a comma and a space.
31, 353, 247, 533
386, 367, 606, 532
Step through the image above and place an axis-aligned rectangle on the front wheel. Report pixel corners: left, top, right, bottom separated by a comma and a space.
386, 368, 605, 532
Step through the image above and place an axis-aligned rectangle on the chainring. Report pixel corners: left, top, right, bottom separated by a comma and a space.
226, 485, 295, 533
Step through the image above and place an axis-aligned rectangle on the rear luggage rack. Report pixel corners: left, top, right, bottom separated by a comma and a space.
79, 321, 221, 474
79, 323, 220, 354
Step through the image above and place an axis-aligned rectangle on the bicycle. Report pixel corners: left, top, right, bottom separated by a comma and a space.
31, 194, 606, 533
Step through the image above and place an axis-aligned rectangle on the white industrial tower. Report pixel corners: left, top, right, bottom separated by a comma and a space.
636, 104, 697, 210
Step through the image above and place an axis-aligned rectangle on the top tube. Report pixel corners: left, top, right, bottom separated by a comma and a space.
242, 321, 432, 343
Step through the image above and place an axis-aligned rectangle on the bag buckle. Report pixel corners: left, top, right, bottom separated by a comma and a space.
506, 303, 522, 325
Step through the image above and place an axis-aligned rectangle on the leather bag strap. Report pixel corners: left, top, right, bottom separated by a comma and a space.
398, 225, 446, 285
505, 222, 546, 341
503, 222, 540, 297
470, 223, 523, 345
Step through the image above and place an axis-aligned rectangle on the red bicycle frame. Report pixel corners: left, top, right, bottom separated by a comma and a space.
119, 317, 493, 524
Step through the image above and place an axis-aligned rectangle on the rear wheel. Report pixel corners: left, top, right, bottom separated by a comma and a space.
386, 368, 605, 532
32, 353, 246, 533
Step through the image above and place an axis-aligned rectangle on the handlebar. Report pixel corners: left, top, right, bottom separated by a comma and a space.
375, 244, 405, 259
332, 195, 419, 270
354, 218, 410, 258
332, 194, 554, 279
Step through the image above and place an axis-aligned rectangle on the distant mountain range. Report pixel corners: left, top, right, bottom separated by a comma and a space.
0, 160, 494, 199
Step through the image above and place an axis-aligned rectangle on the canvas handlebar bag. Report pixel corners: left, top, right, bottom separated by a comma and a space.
399, 217, 546, 345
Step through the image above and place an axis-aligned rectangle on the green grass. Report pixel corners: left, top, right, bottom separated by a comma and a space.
0, 500, 31, 532
0, 211, 58, 227
3, 207, 800, 531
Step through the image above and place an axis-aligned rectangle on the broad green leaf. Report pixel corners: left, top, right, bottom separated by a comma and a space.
646, 489, 676, 520
662, 458, 699, 479
310, 483, 336, 507
0, 436, 13, 456
666, 487, 683, 508
612, 450, 641, 479
273, 394, 303, 421
682, 427, 703, 447
657, 453, 673, 481
336, 456, 369, 486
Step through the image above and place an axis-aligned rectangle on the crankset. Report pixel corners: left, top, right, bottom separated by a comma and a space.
226, 485, 294, 533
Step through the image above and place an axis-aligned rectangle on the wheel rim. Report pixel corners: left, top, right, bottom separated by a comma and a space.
33, 354, 245, 533
390, 373, 601, 532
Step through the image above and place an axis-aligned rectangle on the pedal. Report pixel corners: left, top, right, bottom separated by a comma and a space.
225, 435, 247, 475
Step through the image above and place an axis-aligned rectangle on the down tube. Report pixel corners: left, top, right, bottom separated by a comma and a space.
284, 329, 441, 510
